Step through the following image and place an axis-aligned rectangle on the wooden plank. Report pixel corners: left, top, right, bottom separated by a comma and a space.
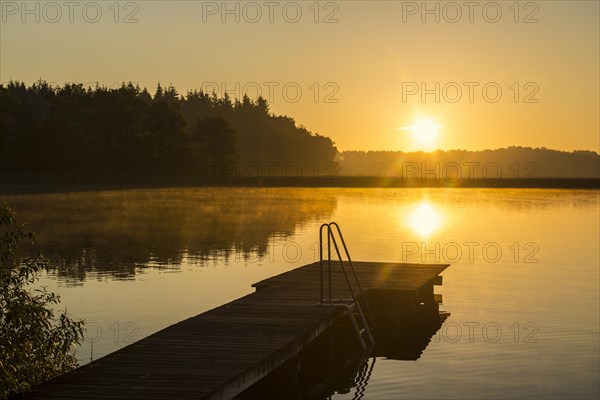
25, 261, 448, 400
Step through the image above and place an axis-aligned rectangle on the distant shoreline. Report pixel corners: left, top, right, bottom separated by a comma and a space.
1, 177, 599, 195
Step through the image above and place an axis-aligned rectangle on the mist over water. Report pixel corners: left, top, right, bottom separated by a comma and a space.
2, 188, 598, 399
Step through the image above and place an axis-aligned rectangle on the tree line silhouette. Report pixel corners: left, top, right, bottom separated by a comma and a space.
0, 81, 337, 185
338, 147, 600, 179
1, 80, 597, 188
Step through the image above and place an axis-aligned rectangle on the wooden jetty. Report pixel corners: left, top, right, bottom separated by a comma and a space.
25, 261, 449, 399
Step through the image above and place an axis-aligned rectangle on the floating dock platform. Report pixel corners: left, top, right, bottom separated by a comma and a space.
26, 261, 448, 399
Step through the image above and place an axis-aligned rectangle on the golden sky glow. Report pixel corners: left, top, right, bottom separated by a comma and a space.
1, 1, 598, 152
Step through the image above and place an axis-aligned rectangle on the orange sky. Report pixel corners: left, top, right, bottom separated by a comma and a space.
1, 1, 598, 152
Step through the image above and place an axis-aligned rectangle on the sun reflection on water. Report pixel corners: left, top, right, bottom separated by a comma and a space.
407, 200, 442, 237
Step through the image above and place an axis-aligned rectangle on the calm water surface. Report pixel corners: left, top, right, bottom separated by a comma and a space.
2, 188, 599, 399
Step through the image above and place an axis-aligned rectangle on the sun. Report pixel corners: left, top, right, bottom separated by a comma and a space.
398, 118, 443, 150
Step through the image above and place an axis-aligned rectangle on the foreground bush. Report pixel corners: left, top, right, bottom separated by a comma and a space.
0, 203, 84, 398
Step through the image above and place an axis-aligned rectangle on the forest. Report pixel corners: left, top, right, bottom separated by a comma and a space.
0, 81, 337, 185
338, 148, 600, 180
1, 81, 598, 188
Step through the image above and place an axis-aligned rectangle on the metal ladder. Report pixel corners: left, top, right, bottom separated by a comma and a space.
319, 222, 376, 351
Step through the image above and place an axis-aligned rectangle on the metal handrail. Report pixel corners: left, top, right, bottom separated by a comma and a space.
329, 223, 376, 329
319, 223, 376, 329
319, 223, 331, 303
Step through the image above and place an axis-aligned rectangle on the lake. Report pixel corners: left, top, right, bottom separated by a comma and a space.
2, 188, 599, 399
